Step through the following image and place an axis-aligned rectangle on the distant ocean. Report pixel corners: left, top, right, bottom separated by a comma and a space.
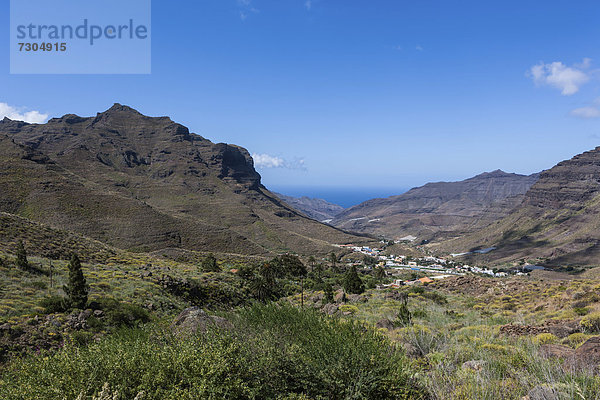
270, 186, 408, 208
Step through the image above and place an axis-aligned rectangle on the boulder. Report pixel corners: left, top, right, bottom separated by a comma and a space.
539, 344, 575, 360
334, 290, 346, 303
574, 336, 600, 364
401, 342, 421, 358
526, 384, 568, 400
375, 318, 394, 331
462, 360, 486, 371
170, 307, 232, 335
346, 294, 367, 303
500, 324, 548, 336
542, 320, 580, 339
321, 303, 339, 315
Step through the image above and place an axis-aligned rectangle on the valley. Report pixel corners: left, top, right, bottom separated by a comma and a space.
1, 106, 600, 400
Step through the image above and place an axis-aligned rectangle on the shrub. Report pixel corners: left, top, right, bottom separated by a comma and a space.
15, 240, 29, 270
534, 333, 558, 345
580, 312, 600, 333
574, 307, 590, 316
38, 295, 69, 314
27, 280, 48, 290
323, 283, 334, 304
421, 290, 447, 305
0, 304, 425, 400
95, 298, 150, 328
563, 332, 589, 348
339, 304, 359, 314
69, 331, 95, 347
201, 253, 220, 272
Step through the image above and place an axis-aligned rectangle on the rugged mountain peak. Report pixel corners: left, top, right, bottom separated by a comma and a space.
104, 103, 143, 115
0, 104, 362, 255
473, 169, 510, 178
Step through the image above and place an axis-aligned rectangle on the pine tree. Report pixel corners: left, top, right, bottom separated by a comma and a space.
343, 265, 365, 294
329, 252, 337, 271
64, 254, 89, 309
201, 254, 220, 272
375, 266, 386, 281
323, 283, 334, 304
396, 292, 412, 325
15, 240, 29, 270
307, 255, 316, 271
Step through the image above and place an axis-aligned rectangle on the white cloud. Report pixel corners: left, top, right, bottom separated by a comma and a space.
253, 154, 285, 168
529, 59, 591, 95
571, 106, 600, 119
0, 103, 48, 123
252, 153, 306, 170
237, 0, 258, 20
304, 0, 312, 10
415, 45, 423, 51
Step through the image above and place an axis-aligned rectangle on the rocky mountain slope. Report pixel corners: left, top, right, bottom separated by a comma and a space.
274, 193, 344, 222
0, 104, 364, 256
433, 147, 600, 266
331, 170, 539, 241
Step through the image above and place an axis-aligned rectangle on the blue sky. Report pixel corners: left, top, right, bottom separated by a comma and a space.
2, 0, 600, 203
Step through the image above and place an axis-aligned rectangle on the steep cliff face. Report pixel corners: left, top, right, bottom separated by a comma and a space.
522, 147, 600, 210
331, 170, 539, 241
433, 147, 600, 267
0, 104, 364, 255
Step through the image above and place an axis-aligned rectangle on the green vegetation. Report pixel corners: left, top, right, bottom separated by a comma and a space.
0, 304, 423, 400
64, 254, 89, 309
343, 265, 365, 294
4, 242, 600, 399
200, 253, 220, 272
580, 312, 600, 333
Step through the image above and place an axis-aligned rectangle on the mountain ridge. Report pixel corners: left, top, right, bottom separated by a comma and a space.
0, 104, 366, 256
431, 146, 600, 266
331, 169, 540, 241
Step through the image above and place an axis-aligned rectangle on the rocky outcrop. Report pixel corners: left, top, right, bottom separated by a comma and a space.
500, 320, 580, 338
500, 324, 549, 337
524, 384, 568, 400
170, 307, 232, 335
522, 147, 600, 210
539, 344, 575, 360
540, 336, 600, 368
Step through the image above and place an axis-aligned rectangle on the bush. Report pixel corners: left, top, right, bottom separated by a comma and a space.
580, 312, 600, 333
533, 333, 558, 345
562, 332, 589, 348
339, 304, 359, 315
96, 298, 150, 328
201, 254, 220, 272
38, 295, 69, 314
0, 304, 425, 400
574, 307, 590, 316
421, 290, 447, 305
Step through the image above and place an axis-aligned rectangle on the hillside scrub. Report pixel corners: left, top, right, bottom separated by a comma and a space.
0, 304, 424, 400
